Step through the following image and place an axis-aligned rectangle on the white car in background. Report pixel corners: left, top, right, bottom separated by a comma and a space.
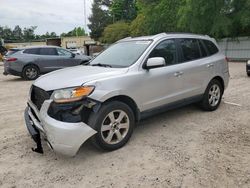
69, 49, 84, 55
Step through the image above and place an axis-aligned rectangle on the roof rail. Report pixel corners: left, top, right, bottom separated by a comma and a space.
164, 32, 209, 37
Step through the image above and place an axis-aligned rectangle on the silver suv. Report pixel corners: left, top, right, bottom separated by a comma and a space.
24, 33, 229, 156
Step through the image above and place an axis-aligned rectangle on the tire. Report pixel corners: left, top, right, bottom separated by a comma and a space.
22, 65, 39, 80
200, 79, 223, 111
88, 101, 135, 151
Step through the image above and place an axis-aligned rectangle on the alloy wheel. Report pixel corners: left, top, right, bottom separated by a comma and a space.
101, 110, 130, 145
25, 67, 37, 79
208, 84, 221, 107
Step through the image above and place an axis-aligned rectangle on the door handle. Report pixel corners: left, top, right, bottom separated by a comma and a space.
207, 64, 214, 68
174, 71, 183, 77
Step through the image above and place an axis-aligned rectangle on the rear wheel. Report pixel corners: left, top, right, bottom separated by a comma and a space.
200, 79, 223, 111
22, 65, 39, 80
88, 101, 135, 151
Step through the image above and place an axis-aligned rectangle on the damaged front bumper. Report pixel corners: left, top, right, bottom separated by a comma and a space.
24, 99, 97, 157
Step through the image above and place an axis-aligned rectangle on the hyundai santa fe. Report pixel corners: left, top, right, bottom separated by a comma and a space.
24, 33, 229, 156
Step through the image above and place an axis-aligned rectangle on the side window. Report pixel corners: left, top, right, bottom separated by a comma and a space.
23, 48, 39, 55
39, 48, 58, 56
203, 40, 219, 55
57, 48, 72, 57
179, 39, 201, 62
149, 39, 177, 66
198, 40, 208, 58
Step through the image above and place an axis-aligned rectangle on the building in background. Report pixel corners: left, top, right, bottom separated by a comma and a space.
4, 36, 103, 56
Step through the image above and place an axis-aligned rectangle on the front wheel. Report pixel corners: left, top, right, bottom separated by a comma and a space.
200, 79, 224, 111
88, 101, 135, 151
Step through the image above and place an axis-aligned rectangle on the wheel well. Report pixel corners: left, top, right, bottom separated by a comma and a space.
212, 76, 225, 91
104, 95, 140, 122
23, 63, 40, 72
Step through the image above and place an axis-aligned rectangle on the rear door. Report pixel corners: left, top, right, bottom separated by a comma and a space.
174, 38, 214, 99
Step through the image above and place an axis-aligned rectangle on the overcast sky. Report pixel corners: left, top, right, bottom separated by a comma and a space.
0, 0, 93, 35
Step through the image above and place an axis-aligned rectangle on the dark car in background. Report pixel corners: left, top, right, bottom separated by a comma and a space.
3, 46, 91, 80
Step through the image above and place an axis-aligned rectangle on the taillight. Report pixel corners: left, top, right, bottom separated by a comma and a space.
6, 57, 17, 62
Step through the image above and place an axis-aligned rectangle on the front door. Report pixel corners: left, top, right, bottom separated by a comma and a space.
138, 39, 185, 111
56, 48, 79, 68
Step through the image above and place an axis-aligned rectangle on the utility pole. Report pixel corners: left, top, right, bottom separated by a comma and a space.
83, 0, 87, 34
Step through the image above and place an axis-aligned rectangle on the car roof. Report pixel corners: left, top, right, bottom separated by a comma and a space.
119, 32, 212, 42
14, 46, 61, 50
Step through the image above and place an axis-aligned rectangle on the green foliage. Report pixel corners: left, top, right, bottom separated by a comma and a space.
132, 0, 181, 35
61, 27, 86, 37
130, 14, 148, 36
101, 21, 130, 43
90, 0, 250, 43
178, 0, 250, 38
111, 0, 137, 22
88, 0, 112, 41
0, 25, 60, 42
0, 25, 87, 43
23, 26, 37, 41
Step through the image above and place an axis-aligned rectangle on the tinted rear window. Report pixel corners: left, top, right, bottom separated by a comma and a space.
179, 39, 201, 62
23, 48, 40, 55
6, 49, 20, 56
198, 40, 208, 57
39, 48, 58, 55
203, 40, 219, 55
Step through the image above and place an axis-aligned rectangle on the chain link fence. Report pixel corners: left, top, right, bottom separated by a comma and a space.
218, 37, 250, 61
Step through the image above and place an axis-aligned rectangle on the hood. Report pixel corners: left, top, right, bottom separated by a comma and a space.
34, 65, 128, 91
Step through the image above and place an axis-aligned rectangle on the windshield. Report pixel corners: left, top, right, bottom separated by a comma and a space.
90, 40, 152, 68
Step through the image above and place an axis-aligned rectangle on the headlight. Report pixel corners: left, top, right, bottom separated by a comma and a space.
247, 60, 250, 65
51, 86, 95, 103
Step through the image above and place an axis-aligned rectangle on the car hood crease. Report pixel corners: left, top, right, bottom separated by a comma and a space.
34, 66, 128, 91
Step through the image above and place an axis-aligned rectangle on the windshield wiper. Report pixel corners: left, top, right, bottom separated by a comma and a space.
91, 63, 112, 68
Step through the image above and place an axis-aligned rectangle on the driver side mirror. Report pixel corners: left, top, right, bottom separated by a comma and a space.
144, 57, 166, 69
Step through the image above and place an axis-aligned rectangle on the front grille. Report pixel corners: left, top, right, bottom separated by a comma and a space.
31, 86, 52, 110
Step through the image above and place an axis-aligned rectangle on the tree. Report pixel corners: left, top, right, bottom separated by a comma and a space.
111, 0, 137, 22
130, 13, 148, 36
178, 0, 250, 38
23, 26, 37, 41
1, 26, 13, 41
88, 0, 112, 40
130, 0, 181, 36
12, 25, 23, 41
101, 21, 130, 43
61, 27, 86, 37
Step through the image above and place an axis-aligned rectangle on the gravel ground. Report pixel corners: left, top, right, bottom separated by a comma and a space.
0, 62, 249, 188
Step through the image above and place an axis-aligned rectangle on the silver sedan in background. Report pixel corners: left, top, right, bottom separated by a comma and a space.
3, 46, 91, 80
